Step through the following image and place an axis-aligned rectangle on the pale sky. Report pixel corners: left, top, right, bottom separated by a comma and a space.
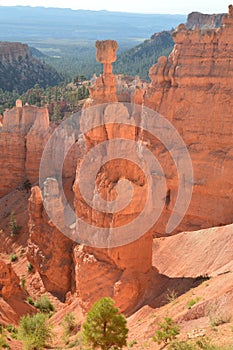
0, 0, 231, 14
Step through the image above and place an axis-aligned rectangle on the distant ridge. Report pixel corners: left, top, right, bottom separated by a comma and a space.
0, 42, 61, 93
0, 6, 186, 44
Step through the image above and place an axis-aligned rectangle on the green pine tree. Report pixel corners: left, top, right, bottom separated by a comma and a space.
83, 297, 128, 350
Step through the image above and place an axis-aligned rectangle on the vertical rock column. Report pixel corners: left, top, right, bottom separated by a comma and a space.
73, 40, 155, 316
88, 40, 118, 104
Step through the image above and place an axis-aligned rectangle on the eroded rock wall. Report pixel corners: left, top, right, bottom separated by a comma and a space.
0, 102, 50, 197
144, 6, 233, 233
73, 40, 156, 315
27, 184, 74, 300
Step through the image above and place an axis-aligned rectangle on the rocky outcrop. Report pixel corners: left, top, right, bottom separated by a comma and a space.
0, 101, 50, 197
88, 40, 118, 105
0, 42, 28, 64
73, 234, 154, 315
73, 40, 155, 315
72, 9, 233, 313
144, 5, 233, 234
0, 260, 25, 300
0, 42, 61, 93
27, 185, 74, 301
0, 260, 34, 323
153, 223, 233, 278
186, 11, 225, 29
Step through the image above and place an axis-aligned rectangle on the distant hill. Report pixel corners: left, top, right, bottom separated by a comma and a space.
0, 6, 185, 47
114, 31, 174, 80
0, 42, 61, 93
0, 6, 186, 81
29, 46, 47, 59
186, 11, 225, 29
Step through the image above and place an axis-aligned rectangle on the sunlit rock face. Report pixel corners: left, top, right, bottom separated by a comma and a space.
144, 5, 233, 233
0, 102, 50, 196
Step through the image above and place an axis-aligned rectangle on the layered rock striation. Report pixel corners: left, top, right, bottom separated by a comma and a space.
27, 185, 74, 300
73, 40, 155, 315
186, 11, 225, 29
0, 42, 28, 64
88, 40, 118, 105
3, 7, 232, 318
0, 101, 50, 197
144, 5, 233, 233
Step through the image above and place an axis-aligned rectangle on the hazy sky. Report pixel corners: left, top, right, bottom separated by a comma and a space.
0, 0, 231, 14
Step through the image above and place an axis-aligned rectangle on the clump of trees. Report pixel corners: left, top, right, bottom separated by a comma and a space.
0, 82, 89, 119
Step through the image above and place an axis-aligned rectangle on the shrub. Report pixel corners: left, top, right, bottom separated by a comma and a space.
34, 295, 55, 314
168, 340, 197, 350
168, 339, 233, 350
153, 317, 180, 345
18, 313, 53, 350
26, 297, 35, 306
187, 297, 201, 309
128, 339, 138, 347
83, 297, 128, 350
166, 289, 178, 303
20, 276, 26, 290
62, 312, 76, 344
207, 303, 232, 327
5, 324, 17, 339
10, 254, 18, 262
27, 263, 33, 272
9, 212, 21, 237
0, 334, 10, 349
209, 310, 232, 327
210, 312, 232, 327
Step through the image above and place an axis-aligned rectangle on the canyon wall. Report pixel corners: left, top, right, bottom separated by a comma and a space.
2, 7, 233, 317
144, 5, 233, 234
72, 8, 233, 312
27, 185, 74, 300
0, 101, 50, 197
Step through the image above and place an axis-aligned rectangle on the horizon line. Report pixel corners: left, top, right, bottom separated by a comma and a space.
0, 4, 225, 16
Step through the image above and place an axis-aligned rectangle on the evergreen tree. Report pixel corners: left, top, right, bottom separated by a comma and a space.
83, 297, 128, 350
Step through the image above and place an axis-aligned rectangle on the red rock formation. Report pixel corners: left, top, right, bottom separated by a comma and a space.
73, 11, 233, 312
27, 184, 74, 300
0, 101, 50, 196
73, 40, 156, 316
153, 223, 233, 278
144, 5, 233, 234
88, 40, 118, 104
0, 260, 34, 323
0, 260, 25, 300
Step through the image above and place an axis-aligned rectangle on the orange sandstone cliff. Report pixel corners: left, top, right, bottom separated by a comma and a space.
73, 40, 156, 315
0, 101, 50, 197
144, 5, 233, 234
